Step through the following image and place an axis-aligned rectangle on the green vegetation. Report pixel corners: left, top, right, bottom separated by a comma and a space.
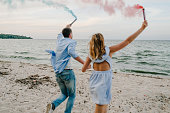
0, 34, 32, 39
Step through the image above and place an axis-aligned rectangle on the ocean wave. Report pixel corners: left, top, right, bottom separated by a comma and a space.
15, 51, 29, 54
0, 55, 46, 60
137, 61, 159, 66
124, 69, 168, 76
143, 50, 152, 53
116, 60, 127, 63
164, 70, 170, 73
111, 57, 118, 59
9, 56, 40, 60
135, 52, 158, 56
112, 56, 132, 61
143, 50, 164, 54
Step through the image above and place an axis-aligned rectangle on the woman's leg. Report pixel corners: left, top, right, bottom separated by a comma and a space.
95, 104, 108, 113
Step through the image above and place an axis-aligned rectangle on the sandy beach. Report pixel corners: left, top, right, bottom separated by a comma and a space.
0, 60, 170, 113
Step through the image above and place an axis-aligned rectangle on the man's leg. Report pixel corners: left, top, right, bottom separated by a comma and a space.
46, 73, 68, 113
52, 74, 68, 109
64, 70, 76, 113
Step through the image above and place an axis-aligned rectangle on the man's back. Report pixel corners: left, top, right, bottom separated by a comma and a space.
55, 33, 78, 73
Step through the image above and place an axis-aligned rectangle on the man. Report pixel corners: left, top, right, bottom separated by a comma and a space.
46, 24, 89, 113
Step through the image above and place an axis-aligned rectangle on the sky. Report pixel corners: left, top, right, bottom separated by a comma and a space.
0, 0, 170, 40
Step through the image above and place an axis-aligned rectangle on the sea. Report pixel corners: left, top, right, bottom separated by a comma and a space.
0, 39, 170, 77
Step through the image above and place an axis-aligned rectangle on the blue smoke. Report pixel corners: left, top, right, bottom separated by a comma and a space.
1, 0, 77, 19
42, 0, 77, 19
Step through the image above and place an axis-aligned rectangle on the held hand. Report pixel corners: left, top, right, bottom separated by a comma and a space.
87, 64, 91, 69
141, 20, 148, 30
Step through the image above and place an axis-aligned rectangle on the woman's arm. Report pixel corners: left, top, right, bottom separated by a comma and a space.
109, 20, 148, 55
82, 57, 92, 72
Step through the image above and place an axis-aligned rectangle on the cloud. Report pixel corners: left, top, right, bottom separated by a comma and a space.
0, 0, 170, 40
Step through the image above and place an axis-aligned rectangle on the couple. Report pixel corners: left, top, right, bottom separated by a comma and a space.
46, 20, 148, 113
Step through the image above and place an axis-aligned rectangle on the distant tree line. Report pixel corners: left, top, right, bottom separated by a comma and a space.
0, 34, 32, 39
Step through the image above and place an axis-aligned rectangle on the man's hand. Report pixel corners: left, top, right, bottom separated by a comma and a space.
66, 24, 71, 28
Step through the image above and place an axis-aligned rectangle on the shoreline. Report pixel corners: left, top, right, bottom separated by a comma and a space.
0, 60, 170, 113
1, 60, 169, 79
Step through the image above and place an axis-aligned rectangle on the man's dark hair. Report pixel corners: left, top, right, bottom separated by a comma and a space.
62, 28, 72, 38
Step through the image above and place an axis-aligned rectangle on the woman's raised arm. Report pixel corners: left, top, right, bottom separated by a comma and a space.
109, 20, 148, 55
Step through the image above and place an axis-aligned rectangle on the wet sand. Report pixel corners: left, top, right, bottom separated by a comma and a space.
0, 60, 170, 113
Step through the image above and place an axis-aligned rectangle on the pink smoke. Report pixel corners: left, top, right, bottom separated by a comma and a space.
78, 0, 143, 17
123, 5, 140, 17
135, 4, 144, 9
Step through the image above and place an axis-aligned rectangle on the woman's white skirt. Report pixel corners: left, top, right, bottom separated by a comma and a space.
89, 70, 113, 105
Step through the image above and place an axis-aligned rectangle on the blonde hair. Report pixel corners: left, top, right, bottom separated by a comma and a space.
89, 33, 106, 60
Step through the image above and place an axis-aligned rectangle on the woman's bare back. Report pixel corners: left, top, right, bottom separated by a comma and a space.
93, 61, 110, 71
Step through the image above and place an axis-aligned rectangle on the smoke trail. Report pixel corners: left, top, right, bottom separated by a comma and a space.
0, 0, 77, 19
123, 4, 142, 17
78, 0, 142, 17
41, 0, 77, 19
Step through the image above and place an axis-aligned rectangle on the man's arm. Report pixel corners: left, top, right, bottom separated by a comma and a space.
68, 43, 84, 64
66, 24, 91, 68
74, 57, 84, 64
68, 42, 84, 64
57, 33, 63, 39
68, 42, 91, 68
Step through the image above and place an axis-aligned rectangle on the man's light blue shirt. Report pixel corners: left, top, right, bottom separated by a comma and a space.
46, 33, 79, 73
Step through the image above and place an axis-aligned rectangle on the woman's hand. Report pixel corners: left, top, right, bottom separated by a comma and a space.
141, 20, 148, 30
82, 57, 92, 72
87, 64, 91, 69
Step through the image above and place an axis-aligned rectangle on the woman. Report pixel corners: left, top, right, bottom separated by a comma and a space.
82, 20, 148, 113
